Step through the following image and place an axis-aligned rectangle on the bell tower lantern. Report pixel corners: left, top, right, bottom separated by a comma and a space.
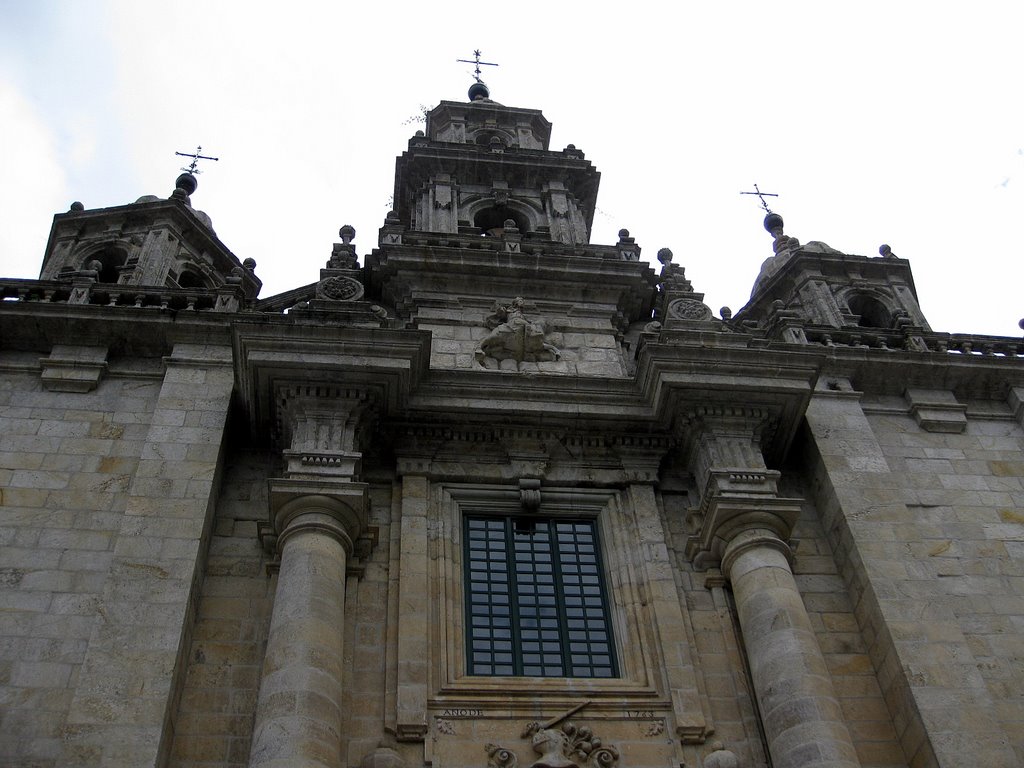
392, 82, 600, 245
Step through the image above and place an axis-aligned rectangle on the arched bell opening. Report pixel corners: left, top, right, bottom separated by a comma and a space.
84, 245, 128, 284
176, 269, 208, 289
474, 206, 528, 237
847, 292, 893, 329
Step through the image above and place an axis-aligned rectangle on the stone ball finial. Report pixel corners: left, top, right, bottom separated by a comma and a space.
242, 258, 257, 271
764, 212, 784, 236
704, 742, 739, 768
468, 81, 490, 101
339, 224, 356, 244
1018, 318, 1024, 331
657, 247, 673, 265
69, 201, 85, 212
618, 228, 630, 239
175, 172, 198, 196
414, 129, 425, 137
87, 260, 103, 273
720, 306, 732, 320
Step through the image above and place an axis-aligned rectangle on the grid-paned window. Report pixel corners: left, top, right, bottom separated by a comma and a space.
464, 516, 616, 677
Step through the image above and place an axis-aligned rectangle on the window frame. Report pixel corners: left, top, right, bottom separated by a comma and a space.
431, 484, 661, 698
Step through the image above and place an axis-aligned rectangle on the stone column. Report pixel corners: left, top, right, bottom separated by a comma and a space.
722, 526, 859, 768
248, 486, 365, 768
687, 463, 861, 768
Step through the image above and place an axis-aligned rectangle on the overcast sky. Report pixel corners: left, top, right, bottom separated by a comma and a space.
2, 1, 1021, 336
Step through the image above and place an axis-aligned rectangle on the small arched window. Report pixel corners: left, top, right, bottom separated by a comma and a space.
847, 293, 892, 328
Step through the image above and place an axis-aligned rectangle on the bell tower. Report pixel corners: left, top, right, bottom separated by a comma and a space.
392, 81, 599, 245
367, 82, 656, 377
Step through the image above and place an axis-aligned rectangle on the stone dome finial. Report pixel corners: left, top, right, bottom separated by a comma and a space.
468, 81, 490, 101
175, 173, 198, 196
171, 172, 197, 203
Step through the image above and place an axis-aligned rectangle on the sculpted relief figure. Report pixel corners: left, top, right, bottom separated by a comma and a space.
529, 728, 575, 768
520, 722, 619, 768
486, 720, 620, 768
476, 296, 561, 368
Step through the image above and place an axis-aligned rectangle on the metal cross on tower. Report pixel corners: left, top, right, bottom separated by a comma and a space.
175, 146, 219, 175
740, 183, 779, 215
456, 49, 499, 83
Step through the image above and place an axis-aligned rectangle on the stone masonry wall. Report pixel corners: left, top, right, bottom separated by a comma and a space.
0, 367, 161, 767
864, 398, 1024, 766
804, 386, 1021, 768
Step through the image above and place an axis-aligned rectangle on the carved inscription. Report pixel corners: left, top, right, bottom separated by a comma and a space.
623, 710, 655, 719
441, 708, 483, 718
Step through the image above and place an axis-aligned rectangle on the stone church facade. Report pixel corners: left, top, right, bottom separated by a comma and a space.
1, 84, 1023, 768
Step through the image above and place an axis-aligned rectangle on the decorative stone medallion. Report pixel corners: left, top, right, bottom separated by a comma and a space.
667, 298, 713, 321
315, 275, 364, 302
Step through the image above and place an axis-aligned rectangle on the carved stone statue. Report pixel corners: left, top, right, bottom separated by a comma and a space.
476, 297, 560, 368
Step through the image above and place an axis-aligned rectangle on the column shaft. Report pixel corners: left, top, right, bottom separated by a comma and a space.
725, 530, 860, 768
249, 520, 349, 768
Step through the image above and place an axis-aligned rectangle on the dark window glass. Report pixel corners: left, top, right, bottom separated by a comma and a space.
463, 515, 616, 677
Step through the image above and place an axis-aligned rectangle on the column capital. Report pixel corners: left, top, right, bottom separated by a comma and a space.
268, 478, 368, 554
278, 385, 381, 481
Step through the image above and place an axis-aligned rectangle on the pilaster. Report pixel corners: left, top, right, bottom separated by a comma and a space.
62, 342, 235, 768
392, 469, 430, 741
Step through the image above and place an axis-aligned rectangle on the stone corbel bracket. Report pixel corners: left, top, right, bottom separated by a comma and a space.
685, 469, 801, 571
904, 387, 967, 433
39, 344, 109, 392
347, 526, 380, 579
